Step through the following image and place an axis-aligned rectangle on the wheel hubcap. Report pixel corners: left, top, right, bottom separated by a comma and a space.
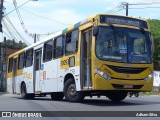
67, 84, 77, 98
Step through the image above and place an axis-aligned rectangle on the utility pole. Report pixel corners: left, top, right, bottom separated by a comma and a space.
34, 33, 36, 43
122, 2, 129, 16
0, 0, 4, 32
126, 3, 129, 16
3, 36, 6, 92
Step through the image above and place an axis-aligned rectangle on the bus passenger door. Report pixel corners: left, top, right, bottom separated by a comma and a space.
81, 29, 92, 88
12, 58, 17, 93
34, 49, 42, 92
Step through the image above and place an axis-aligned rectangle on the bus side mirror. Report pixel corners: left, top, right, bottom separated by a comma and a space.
93, 27, 99, 36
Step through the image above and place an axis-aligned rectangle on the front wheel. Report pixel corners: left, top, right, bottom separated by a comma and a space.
64, 78, 84, 102
107, 91, 128, 102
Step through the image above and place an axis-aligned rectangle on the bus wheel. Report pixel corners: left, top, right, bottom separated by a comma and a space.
51, 92, 64, 101
21, 83, 28, 99
107, 91, 128, 102
64, 78, 84, 102
21, 83, 34, 99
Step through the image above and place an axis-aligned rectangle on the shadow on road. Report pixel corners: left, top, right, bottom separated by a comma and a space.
80, 97, 160, 107
9, 94, 160, 107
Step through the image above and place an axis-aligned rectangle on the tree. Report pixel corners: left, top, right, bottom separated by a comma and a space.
0, 39, 27, 49
147, 19, 160, 70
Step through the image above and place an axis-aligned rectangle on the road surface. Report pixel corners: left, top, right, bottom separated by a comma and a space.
0, 93, 160, 120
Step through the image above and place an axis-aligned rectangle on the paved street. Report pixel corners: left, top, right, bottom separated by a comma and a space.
0, 93, 160, 120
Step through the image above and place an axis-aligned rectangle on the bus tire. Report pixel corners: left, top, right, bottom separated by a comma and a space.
64, 78, 84, 102
107, 91, 128, 102
51, 92, 64, 101
21, 83, 28, 99
21, 83, 35, 99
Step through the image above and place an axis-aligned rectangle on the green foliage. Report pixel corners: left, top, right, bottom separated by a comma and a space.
0, 40, 27, 49
147, 19, 160, 70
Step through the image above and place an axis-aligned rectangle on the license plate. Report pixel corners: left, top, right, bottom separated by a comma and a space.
124, 85, 133, 89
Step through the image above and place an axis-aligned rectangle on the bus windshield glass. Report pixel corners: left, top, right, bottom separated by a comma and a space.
96, 26, 152, 63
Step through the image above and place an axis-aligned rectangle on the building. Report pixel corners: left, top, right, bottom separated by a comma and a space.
0, 44, 20, 91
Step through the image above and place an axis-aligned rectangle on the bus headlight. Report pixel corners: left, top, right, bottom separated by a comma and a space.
144, 74, 153, 82
95, 68, 111, 80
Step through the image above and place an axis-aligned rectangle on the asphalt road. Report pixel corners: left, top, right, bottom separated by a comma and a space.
0, 93, 160, 120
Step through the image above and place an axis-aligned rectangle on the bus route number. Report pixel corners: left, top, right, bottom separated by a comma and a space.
60, 59, 68, 66
24, 72, 32, 79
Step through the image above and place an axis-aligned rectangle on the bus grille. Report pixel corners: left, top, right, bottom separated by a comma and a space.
112, 84, 143, 89
107, 65, 147, 74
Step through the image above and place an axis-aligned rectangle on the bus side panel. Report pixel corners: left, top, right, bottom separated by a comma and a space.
73, 66, 81, 91
41, 60, 58, 92
15, 76, 20, 94
23, 67, 34, 93
57, 56, 81, 91
7, 78, 12, 93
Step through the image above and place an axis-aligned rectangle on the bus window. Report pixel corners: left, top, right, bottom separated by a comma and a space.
54, 36, 64, 58
43, 40, 53, 62
18, 53, 25, 69
65, 29, 79, 55
8, 58, 13, 73
25, 49, 33, 67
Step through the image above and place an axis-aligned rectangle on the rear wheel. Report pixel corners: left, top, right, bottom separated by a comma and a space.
107, 91, 128, 102
64, 78, 84, 102
51, 92, 64, 101
21, 83, 34, 99
21, 83, 28, 99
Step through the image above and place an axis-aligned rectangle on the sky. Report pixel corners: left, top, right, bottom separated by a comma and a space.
1, 0, 160, 44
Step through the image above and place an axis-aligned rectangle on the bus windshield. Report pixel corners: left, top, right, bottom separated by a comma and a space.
96, 26, 152, 63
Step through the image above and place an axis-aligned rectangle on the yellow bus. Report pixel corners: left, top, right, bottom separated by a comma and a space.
7, 14, 153, 102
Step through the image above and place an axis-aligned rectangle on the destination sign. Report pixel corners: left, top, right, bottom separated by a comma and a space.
100, 15, 148, 29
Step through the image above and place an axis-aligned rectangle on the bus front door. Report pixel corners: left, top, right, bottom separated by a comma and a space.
34, 49, 42, 93
81, 29, 92, 89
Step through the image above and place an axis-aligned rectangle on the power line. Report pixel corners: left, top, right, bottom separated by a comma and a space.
129, 2, 160, 5
106, 6, 122, 14
105, 2, 125, 14
4, 0, 69, 41
13, 0, 30, 36
20, 8, 71, 25
3, 30, 12, 39
2, 20, 19, 42
4, 0, 31, 17
2, 15, 30, 45
129, 7, 160, 9
4, 1, 71, 25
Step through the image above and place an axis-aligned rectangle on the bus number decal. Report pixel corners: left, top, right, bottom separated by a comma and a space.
60, 59, 68, 66
24, 72, 32, 79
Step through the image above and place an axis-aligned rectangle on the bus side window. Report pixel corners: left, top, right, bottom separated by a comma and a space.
8, 58, 13, 73
65, 29, 79, 55
43, 40, 53, 62
18, 53, 25, 69
25, 49, 33, 67
54, 36, 64, 58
